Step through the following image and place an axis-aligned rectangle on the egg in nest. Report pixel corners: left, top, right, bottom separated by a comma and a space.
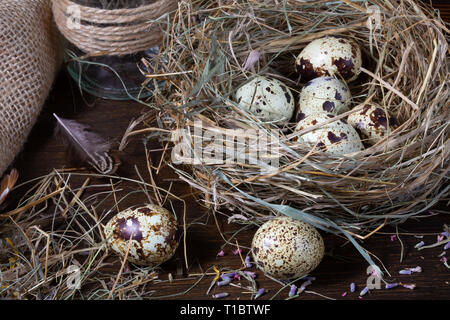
297, 76, 352, 117
296, 36, 362, 82
294, 112, 364, 155
235, 76, 295, 122
347, 104, 399, 145
251, 216, 325, 280
104, 204, 179, 266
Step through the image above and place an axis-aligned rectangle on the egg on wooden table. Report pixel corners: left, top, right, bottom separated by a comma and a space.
296, 76, 352, 118
294, 112, 364, 155
235, 76, 295, 122
104, 204, 179, 266
347, 103, 399, 145
296, 36, 362, 82
251, 216, 325, 280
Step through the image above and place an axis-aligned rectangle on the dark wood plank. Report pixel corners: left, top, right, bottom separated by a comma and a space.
2, 1, 449, 301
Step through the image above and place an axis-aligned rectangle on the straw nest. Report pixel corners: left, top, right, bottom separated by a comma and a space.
149, 0, 449, 239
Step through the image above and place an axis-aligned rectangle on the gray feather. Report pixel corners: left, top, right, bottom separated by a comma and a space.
53, 113, 115, 174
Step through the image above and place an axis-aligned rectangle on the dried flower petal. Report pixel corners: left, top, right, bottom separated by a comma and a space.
359, 287, 369, 296
289, 285, 297, 297
217, 250, 225, 257
217, 278, 232, 286
385, 283, 398, 289
399, 269, 412, 275
350, 283, 356, 293
255, 288, 265, 299
245, 256, 252, 268
212, 292, 229, 299
244, 271, 256, 278
409, 266, 422, 273
390, 235, 397, 242
233, 248, 242, 255
402, 284, 416, 290
341, 292, 347, 297
444, 242, 450, 250
414, 241, 425, 249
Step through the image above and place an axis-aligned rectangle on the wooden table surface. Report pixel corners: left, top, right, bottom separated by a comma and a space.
3, 1, 449, 301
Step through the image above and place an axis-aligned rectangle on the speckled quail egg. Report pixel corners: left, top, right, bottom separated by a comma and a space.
347, 104, 398, 146
294, 112, 364, 155
296, 76, 352, 117
296, 36, 362, 82
251, 216, 325, 280
104, 204, 179, 266
235, 76, 295, 122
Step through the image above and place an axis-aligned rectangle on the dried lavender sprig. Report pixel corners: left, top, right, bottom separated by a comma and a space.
441, 231, 450, 238
359, 287, 369, 296
350, 283, 356, 293
212, 292, 229, 299
254, 288, 265, 299
414, 241, 425, 249
289, 285, 297, 297
385, 283, 399, 289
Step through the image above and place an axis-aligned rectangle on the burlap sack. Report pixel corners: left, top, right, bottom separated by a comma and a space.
0, 0, 61, 176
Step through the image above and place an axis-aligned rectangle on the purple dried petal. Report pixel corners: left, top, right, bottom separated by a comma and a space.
437, 235, 444, 243
402, 284, 416, 290
441, 256, 448, 263
244, 271, 256, 278
233, 248, 242, 255
234, 273, 241, 281
245, 256, 252, 268
212, 292, 229, 299
409, 266, 422, 273
414, 241, 425, 249
390, 235, 397, 242
350, 283, 356, 293
385, 283, 399, 289
359, 287, 369, 296
217, 278, 232, 286
217, 250, 225, 257
399, 269, 412, 275
303, 276, 316, 281
441, 231, 450, 238
255, 288, 265, 299
289, 285, 297, 297
341, 292, 347, 297
444, 242, 450, 250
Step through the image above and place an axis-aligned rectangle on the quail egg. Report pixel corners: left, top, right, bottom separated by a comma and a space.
235, 76, 295, 122
297, 76, 352, 117
104, 204, 179, 266
294, 112, 364, 155
296, 36, 362, 82
251, 216, 325, 280
347, 104, 398, 145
